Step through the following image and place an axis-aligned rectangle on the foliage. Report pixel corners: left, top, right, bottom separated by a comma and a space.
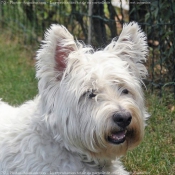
1, 0, 174, 96
130, 0, 175, 96
0, 0, 128, 46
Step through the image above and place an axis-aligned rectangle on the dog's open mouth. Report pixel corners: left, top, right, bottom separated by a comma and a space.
108, 130, 127, 144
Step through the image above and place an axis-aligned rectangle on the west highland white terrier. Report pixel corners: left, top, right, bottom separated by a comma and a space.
0, 22, 149, 175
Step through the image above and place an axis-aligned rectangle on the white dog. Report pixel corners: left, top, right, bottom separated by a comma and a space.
0, 22, 149, 175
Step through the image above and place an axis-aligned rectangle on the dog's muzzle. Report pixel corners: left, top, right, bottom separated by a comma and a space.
107, 111, 132, 144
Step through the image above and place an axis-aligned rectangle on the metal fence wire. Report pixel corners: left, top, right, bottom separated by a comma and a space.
0, 0, 175, 97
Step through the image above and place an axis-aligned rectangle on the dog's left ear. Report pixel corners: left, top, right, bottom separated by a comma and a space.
105, 22, 148, 79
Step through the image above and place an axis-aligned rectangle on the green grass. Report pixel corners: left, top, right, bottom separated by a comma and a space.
0, 34, 37, 105
0, 33, 174, 175
123, 94, 175, 175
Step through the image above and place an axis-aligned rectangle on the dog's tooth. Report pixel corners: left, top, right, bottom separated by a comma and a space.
114, 136, 119, 140
110, 131, 127, 141
111, 134, 117, 140
115, 136, 119, 140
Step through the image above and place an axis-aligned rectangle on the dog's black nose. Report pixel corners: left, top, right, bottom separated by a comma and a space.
113, 112, 132, 128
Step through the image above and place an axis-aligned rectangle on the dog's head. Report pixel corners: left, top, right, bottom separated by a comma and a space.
36, 22, 149, 160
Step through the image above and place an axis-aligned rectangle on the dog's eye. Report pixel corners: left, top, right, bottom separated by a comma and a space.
82, 90, 96, 99
87, 89, 97, 99
89, 92, 96, 98
122, 89, 129, 94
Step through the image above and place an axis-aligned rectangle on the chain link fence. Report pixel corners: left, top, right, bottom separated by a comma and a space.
0, 0, 175, 97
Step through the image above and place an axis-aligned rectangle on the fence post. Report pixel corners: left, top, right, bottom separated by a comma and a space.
88, 0, 93, 45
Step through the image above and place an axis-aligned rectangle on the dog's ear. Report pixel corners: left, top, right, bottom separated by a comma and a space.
36, 24, 78, 80
36, 24, 79, 114
105, 22, 148, 79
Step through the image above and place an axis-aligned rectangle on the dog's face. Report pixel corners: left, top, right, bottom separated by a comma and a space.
36, 22, 149, 160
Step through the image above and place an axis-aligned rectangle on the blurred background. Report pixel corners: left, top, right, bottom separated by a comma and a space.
0, 0, 175, 97
0, 1, 175, 174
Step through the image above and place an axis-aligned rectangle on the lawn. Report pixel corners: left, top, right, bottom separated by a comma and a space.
123, 94, 175, 175
0, 34, 37, 105
0, 34, 174, 175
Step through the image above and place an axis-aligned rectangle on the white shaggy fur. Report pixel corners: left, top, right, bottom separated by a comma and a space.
0, 22, 149, 175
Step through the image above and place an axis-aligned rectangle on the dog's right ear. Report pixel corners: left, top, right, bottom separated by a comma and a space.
36, 24, 78, 81
36, 24, 79, 114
